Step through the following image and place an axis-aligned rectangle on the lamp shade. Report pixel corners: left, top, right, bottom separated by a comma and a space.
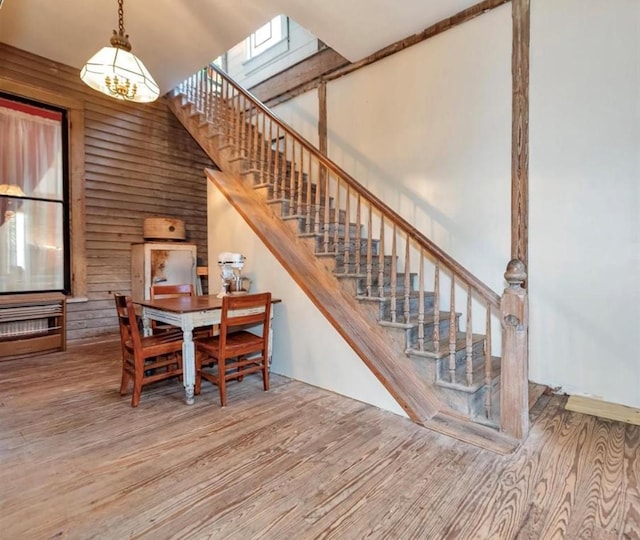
80, 46, 159, 103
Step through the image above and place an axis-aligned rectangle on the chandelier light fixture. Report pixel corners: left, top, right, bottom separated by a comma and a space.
80, 0, 159, 103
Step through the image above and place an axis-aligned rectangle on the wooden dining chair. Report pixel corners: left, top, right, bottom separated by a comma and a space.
114, 293, 184, 407
194, 292, 272, 406
149, 283, 194, 334
149, 283, 213, 338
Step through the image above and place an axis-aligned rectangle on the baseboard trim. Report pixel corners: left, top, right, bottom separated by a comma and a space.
565, 395, 640, 426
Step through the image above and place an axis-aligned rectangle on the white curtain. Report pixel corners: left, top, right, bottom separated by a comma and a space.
0, 104, 63, 292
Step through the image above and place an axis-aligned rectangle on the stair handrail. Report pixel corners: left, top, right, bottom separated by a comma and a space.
206, 64, 500, 308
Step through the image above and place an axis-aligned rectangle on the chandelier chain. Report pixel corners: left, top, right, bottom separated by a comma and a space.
118, 0, 124, 34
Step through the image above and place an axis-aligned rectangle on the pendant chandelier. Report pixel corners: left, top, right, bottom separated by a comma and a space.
80, 0, 159, 103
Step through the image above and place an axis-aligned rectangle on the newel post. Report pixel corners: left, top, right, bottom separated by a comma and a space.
500, 258, 529, 440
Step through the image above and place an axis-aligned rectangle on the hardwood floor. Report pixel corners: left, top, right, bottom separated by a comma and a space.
1, 339, 638, 539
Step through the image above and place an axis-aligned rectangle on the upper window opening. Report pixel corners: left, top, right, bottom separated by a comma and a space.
246, 15, 287, 59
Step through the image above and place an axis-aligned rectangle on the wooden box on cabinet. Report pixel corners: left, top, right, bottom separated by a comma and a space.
0, 293, 67, 358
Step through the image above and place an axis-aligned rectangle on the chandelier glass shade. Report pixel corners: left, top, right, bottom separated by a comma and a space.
80, 0, 159, 103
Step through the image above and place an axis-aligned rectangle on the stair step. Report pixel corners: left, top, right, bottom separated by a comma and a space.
358, 289, 435, 321
334, 255, 396, 275
377, 311, 459, 360
378, 306, 455, 329
284, 213, 357, 233
353, 271, 417, 293
436, 352, 500, 392
407, 332, 484, 359
434, 356, 501, 421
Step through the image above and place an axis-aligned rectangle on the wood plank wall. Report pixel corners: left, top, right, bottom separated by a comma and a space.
0, 44, 215, 342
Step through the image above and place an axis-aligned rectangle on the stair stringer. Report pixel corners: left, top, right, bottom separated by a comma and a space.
205, 168, 441, 424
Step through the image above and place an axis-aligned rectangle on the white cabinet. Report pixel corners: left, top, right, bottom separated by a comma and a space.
131, 242, 198, 302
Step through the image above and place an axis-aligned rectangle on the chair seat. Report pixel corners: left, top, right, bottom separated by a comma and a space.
195, 330, 264, 358
125, 332, 183, 357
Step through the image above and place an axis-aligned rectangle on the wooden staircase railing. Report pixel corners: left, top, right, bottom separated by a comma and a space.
173, 64, 529, 442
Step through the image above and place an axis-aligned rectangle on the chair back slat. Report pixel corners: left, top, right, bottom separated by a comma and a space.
150, 283, 195, 299
114, 293, 134, 345
220, 292, 272, 339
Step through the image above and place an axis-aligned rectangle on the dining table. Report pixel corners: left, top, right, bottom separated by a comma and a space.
137, 293, 278, 405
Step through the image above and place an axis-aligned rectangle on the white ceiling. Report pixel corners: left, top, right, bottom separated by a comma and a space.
0, 0, 483, 94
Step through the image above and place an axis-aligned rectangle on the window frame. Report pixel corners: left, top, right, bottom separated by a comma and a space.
0, 77, 87, 300
245, 15, 289, 61
0, 93, 71, 295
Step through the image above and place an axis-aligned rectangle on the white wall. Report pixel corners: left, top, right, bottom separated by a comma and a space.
529, 0, 640, 407
277, 5, 513, 293
270, 0, 640, 409
207, 182, 407, 416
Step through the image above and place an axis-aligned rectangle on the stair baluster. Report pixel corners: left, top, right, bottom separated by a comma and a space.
342, 184, 350, 274
304, 150, 311, 233
366, 207, 373, 297
313, 156, 322, 236
288, 139, 296, 216
403, 235, 411, 324
484, 304, 493, 419
433, 262, 440, 354
274, 125, 281, 198
235, 94, 243, 156
333, 175, 340, 255
323, 167, 331, 254
449, 274, 457, 383
418, 248, 425, 351
390, 224, 397, 322
355, 194, 362, 275
296, 143, 304, 217
377, 215, 385, 298
261, 111, 268, 184
466, 284, 473, 386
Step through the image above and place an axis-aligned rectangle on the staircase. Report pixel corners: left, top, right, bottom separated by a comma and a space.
167, 65, 529, 453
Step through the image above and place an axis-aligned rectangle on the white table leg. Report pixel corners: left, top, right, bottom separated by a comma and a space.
181, 322, 195, 405
142, 313, 152, 337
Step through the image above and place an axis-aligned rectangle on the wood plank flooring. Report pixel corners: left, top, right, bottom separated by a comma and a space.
0, 338, 638, 539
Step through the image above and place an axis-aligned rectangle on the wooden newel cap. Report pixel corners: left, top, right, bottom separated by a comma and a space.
504, 259, 527, 288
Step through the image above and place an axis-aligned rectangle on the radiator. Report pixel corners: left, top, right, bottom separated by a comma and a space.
0, 319, 49, 338
0, 304, 62, 338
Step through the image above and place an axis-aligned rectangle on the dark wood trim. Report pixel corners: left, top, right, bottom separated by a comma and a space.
511, 0, 529, 268
318, 81, 327, 156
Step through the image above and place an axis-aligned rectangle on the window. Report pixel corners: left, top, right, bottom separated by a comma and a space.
0, 94, 70, 294
246, 15, 288, 59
